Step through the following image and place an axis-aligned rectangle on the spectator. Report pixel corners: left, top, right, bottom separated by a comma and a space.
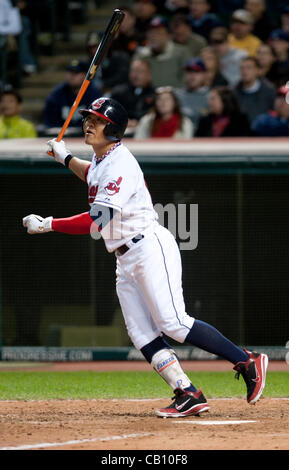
268, 29, 289, 88
175, 58, 209, 129
281, 7, 289, 35
15, 0, 39, 75
196, 86, 252, 137
187, 0, 221, 41
234, 56, 276, 124
42, 59, 101, 134
86, 31, 99, 60
252, 85, 289, 136
13, 0, 62, 71
210, 0, 244, 17
134, 86, 194, 138
133, 0, 158, 44
210, 26, 248, 86
170, 13, 207, 58
200, 46, 228, 86
109, 59, 155, 136
112, 6, 144, 56
228, 9, 263, 57
152, 0, 169, 15
0, 0, 22, 85
244, 0, 276, 42
18, 0, 61, 55
0, 86, 37, 138
0, 0, 22, 35
86, 31, 131, 93
161, 0, 189, 18
133, 15, 190, 88
85, 31, 103, 90
266, 0, 288, 14
256, 43, 279, 86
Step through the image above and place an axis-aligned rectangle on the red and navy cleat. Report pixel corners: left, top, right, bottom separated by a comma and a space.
155, 388, 210, 418
233, 348, 268, 404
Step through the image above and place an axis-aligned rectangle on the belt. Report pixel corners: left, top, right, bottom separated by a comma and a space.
115, 234, 144, 256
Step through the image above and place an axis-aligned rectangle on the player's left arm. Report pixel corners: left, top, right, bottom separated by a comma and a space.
23, 205, 116, 235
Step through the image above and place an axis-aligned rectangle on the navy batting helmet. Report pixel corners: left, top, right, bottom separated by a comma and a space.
79, 97, 128, 141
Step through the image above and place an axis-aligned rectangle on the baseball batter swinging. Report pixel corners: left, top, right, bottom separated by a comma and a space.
23, 97, 268, 417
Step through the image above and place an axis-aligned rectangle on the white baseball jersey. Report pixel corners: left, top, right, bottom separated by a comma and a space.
86, 142, 158, 252
87, 141, 194, 352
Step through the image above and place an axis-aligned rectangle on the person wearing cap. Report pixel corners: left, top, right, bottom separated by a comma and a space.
175, 57, 209, 128
228, 9, 262, 57
209, 26, 248, 87
42, 59, 101, 134
133, 15, 190, 88
0, 86, 37, 138
234, 56, 276, 124
268, 29, 289, 88
269, 30, 289, 57
252, 86, 289, 136
170, 13, 207, 58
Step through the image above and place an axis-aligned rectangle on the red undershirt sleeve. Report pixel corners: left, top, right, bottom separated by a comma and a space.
52, 212, 99, 235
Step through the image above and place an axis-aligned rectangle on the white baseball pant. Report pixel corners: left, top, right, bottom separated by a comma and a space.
116, 223, 195, 350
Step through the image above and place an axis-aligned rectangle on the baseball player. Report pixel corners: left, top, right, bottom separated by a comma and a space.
23, 97, 268, 417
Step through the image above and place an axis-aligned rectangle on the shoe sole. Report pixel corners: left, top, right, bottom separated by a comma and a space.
155, 403, 210, 418
248, 353, 268, 405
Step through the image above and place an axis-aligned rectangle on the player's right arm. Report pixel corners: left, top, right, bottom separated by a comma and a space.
47, 138, 90, 182
23, 204, 115, 235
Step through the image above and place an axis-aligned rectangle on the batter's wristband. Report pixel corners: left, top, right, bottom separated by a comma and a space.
64, 155, 73, 168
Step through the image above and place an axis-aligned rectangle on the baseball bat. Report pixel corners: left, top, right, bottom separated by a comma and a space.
47, 9, 125, 155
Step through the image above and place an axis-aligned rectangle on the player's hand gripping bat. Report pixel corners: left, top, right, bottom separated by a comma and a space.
47, 9, 125, 156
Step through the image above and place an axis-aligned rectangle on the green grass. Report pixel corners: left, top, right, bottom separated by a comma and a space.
0, 371, 287, 400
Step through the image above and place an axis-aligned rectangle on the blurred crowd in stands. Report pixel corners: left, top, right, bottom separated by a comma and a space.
1, 0, 289, 139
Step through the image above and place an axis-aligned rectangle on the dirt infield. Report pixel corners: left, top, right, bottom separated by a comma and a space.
0, 398, 288, 450
0, 360, 288, 450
